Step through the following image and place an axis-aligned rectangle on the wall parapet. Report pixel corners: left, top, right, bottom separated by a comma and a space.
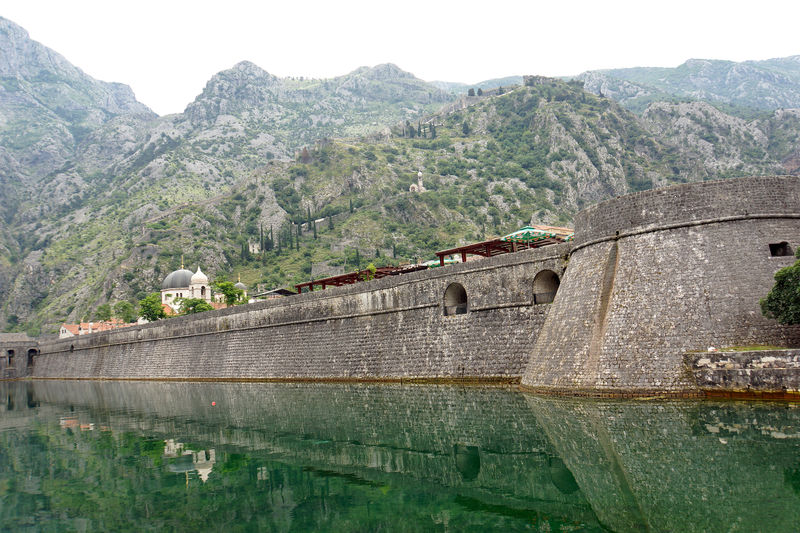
573, 176, 800, 246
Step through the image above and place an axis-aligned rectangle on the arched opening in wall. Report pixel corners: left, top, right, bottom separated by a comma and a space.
548, 456, 579, 494
6, 349, 14, 366
769, 242, 793, 257
201, 286, 206, 297
453, 445, 481, 481
533, 270, 560, 304
443, 283, 468, 316
27, 349, 37, 368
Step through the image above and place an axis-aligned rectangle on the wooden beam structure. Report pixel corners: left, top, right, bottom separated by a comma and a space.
434, 237, 564, 266
295, 264, 428, 293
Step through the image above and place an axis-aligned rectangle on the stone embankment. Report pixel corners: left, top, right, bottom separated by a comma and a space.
690, 349, 800, 398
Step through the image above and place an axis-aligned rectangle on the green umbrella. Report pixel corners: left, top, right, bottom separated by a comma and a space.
500, 226, 559, 243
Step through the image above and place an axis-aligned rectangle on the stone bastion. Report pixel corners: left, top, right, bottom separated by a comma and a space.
521, 175, 800, 394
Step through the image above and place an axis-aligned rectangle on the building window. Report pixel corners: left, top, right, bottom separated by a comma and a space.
769, 242, 793, 257
201, 286, 206, 297
533, 270, 560, 304
7, 349, 14, 365
444, 283, 468, 316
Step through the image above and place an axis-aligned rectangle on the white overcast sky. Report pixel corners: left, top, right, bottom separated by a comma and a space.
3, 0, 799, 116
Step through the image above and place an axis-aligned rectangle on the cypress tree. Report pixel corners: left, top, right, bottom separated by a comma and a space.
313, 220, 317, 239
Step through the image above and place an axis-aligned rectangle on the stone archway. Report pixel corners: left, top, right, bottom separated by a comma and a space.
533, 270, 560, 304
443, 283, 468, 316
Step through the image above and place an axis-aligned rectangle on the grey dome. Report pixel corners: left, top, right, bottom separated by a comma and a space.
234, 281, 247, 291
161, 268, 194, 290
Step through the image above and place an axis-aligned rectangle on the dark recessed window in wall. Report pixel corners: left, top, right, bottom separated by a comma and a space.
444, 283, 468, 316
7, 349, 14, 365
533, 270, 560, 304
769, 242, 793, 257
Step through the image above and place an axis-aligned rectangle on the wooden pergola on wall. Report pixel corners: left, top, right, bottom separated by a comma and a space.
434, 225, 573, 266
295, 265, 427, 293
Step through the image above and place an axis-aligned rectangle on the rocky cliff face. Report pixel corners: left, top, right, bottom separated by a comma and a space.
578, 56, 800, 114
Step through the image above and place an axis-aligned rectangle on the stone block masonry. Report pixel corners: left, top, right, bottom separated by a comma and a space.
690, 349, 800, 396
32, 244, 570, 381
522, 175, 800, 395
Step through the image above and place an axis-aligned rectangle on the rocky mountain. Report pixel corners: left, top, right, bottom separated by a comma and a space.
0, 17, 155, 191
1, 18, 799, 336
428, 76, 523, 94
578, 56, 800, 114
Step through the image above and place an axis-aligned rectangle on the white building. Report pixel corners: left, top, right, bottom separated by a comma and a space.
161, 265, 213, 314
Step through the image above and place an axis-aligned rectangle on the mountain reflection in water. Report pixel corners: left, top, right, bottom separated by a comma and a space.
1, 381, 798, 532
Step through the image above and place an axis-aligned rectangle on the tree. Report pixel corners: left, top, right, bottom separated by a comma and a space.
94, 303, 112, 321
214, 281, 244, 306
497, 86, 504, 95
477, 88, 483, 96
362, 262, 377, 281
113, 301, 137, 323
761, 249, 800, 325
328, 216, 334, 231
467, 88, 475, 97
139, 293, 166, 322
462, 120, 470, 136
313, 220, 317, 239
178, 298, 214, 315
430, 123, 436, 139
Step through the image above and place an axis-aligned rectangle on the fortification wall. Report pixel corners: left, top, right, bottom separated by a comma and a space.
0, 334, 38, 379
522, 176, 800, 394
33, 244, 569, 381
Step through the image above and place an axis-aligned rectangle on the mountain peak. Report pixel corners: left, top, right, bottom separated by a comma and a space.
0, 16, 30, 41
347, 63, 416, 81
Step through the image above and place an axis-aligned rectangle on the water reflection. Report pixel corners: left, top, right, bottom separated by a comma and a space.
0, 381, 798, 532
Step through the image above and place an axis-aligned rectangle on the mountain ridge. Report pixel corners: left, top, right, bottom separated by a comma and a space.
577, 55, 800, 114
1, 17, 800, 336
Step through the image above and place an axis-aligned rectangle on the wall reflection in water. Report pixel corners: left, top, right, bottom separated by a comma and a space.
0, 381, 798, 532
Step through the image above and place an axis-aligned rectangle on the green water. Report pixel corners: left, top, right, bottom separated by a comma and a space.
1, 382, 798, 532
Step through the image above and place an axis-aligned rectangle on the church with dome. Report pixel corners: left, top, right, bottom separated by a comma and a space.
160, 263, 248, 314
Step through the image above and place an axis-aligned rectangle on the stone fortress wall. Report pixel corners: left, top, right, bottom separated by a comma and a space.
30, 244, 569, 381
8, 175, 800, 394
0, 334, 38, 379
521, 175, 800, 393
